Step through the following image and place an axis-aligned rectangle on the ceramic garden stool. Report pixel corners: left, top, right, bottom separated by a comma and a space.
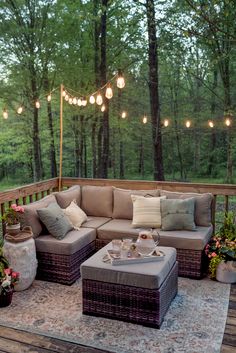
81, 243, 178, 328
3, 238, 38, 291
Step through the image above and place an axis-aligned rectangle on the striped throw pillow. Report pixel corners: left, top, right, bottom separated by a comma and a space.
131, 195, 166, 228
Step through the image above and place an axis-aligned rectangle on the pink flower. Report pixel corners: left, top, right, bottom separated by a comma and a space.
15, 206, 24, 213
12, 272, 20, 279
11, 204, 17, 210
211, 252, 217, 257
4, 268, 11, 275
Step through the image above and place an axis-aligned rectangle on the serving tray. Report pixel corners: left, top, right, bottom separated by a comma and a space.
104, 249, 165, 266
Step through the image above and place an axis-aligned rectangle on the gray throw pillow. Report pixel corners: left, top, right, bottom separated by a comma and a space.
37, 203, 73, 240
161, 198, 196, 231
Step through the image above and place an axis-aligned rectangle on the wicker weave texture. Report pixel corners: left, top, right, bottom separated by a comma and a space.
95, 239, 206, 279
82, 262, 178, 328
36, 241, 96, 285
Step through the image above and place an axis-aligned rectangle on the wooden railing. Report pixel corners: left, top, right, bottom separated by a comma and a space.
1, 176, 236, 236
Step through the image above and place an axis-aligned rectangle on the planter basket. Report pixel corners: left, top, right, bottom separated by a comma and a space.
6, 223, 21, 236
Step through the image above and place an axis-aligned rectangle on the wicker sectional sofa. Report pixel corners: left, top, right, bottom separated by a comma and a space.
21, 185, 213, 284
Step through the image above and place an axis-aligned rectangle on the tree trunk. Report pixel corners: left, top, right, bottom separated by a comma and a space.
100, 0, 109, 178
208, 68, 218, 176
146, 0, 164, 180
118, 89, 124, 179
138, 136, 144, 178
73, 115, 80, 177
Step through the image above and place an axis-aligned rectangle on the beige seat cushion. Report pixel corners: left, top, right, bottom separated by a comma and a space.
113, 187, 160, 220
97, 219, 212, 250
21, 194, 57, 237
131, 195, 166, 228
81, 186, 113, 217
158, 225, 213, 250
81, 216, 111, 229
55, 185, 81, 208
81, 243, 176, 289
35, 227, 96, 255
160, 190, 213, 227
97, 219, 146, 241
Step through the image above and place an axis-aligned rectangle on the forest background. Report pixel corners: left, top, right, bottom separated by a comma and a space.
0, 0, 236, 192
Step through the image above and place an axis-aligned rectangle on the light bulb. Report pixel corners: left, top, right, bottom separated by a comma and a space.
185, 120, 191, 128
101, 104, 106, 112
89, 95, 95, 104
65, 94, 69, 101
17, 106, 23, 115
225, 118, 231, 127
117, 70, 125, 89
69, 97, 73, 105
121, 111, 127, 119
3, 109, 8, 119
35, 100, 40, 109
77, 98, 82, 106
96, 93, 103, 105
72, 97, 77, 105
47, 94, 52, 102
209, 121, 214, 128
62, 90, 66, 97
143, 115, 148, 124
82, 97, 87, 106
105, 85, 113, 99
164, 119, 169, 127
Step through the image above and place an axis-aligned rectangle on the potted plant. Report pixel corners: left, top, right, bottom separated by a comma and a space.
0, 248, 20, 307
205, 212, 236, 283
1, 204, 24, 235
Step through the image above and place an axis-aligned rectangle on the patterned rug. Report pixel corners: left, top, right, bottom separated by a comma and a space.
0, 277, 230, 353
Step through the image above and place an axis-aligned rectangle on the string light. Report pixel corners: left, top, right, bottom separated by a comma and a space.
101, 104, 106, 112
185, 120, 191, 128
164, 119, 169, 127
77, 98, 82, 106
3, 108, 8, 119
81, 97, 87, 106
89, 95, 95, 104
105, 84, 113, 99
62, 90, 66, 97
47, 94, 52, 102
69, 97, 73, 105
96, 93, 103, 106
225, 118, 231, 127
17, 106, 23, 115
65, 94, 69, 101
35, 100, 40, 109
117, 70, 125, 89
143, 115, 148, 124
72, 97, 77, 105
121, 111, 127, 119
208, 121, 214, 128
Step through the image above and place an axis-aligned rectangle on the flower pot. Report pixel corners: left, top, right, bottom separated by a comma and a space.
0, 287, 13, 307
216, 261, 236, 284
6, 223, 20, 236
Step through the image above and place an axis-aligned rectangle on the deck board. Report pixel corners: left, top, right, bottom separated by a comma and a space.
221, 284, 236, 353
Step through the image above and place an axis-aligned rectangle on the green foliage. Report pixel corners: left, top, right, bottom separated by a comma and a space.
208, 255, 223, 279
219, 212, 236, 241
0, 248, 9, 279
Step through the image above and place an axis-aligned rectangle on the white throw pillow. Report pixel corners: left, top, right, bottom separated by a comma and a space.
63, 200, 87, 230
131, 195, 166, 228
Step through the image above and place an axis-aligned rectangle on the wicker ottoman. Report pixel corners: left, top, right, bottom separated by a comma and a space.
81, 244, 178, 328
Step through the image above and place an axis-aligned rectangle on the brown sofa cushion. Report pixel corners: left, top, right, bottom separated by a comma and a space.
55, 185, 81, 208
113, 187, 160, 220
21, 194, 56, 237
81, 185, 113, 217
160, 190, 213, 227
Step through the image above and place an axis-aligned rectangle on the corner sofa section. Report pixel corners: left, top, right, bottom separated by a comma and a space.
21, 184, 213, 284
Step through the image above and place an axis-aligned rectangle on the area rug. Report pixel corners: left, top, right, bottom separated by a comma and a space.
0, 277, 230, 353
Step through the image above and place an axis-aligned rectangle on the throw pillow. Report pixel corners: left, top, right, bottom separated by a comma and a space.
37, 203, 73, 240
160, 198, 196, 231
131, 195, 166, 228
63, 200, 88, 230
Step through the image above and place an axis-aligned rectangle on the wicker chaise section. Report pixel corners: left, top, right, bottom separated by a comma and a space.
37, 241, 96, 285
83, 262, 178, 328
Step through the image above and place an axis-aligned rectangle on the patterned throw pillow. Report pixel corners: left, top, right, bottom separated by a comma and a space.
63, 200, 87, 230
131, 195, 166, 228
37, 203, 73, 240
160, 198, 196, 231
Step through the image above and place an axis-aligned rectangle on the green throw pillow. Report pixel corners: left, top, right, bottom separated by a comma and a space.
37, 203, 73, 240
161, 198, 196, 231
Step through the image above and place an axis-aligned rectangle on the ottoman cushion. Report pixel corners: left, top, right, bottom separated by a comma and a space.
81, 244, 176, 289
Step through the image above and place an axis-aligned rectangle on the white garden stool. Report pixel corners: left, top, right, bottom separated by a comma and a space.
3, 238, 38, 291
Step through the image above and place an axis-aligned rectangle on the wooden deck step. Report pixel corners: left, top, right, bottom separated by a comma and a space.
221, 284, 236, 353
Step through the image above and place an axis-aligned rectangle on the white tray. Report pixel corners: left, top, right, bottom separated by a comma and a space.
105, 249, 165, 266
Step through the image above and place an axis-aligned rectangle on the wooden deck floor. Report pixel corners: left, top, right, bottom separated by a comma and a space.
0, 283, 235, 353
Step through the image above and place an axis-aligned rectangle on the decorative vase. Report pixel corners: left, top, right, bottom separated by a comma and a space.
6, 223, 21, 236
0, 287, 13, 307
216, 261, 236, 284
